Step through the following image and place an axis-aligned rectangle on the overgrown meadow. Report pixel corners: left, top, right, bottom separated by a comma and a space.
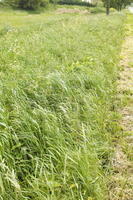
0, 8, 125, 200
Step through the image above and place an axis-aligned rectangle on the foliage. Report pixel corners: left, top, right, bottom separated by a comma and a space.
103, 0, 131, 11
89, 6, 105, 13
4, 0, 49, 9
58, 0, 93, 7
0, 8, 125, 200
18, 0, 49, 9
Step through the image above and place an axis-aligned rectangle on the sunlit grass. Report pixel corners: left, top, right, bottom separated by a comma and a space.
0, 8, 125, 200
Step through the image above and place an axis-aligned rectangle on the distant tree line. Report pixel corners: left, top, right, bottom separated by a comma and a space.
1, 0, 132, 11
58, 0, 94, 7
2, 0, 96, 9
3, 0, 49, 10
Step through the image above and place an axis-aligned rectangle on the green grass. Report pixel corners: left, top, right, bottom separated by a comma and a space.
0, 8, 125, 200
118, 12, 133, 163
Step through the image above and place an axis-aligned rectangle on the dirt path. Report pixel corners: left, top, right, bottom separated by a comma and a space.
56, 8, 89, 14
109, 14, 133, 200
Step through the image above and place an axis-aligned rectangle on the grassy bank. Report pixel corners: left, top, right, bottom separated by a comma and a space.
0, 9, 125, 200
109, 12, 133, 200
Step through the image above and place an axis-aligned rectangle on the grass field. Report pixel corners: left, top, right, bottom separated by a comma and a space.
0, 7, 125, 200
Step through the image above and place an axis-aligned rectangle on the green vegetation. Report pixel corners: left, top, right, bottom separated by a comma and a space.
0, 8, 125, 200
57, 0, 92, 7
1, 0, 92, 10
103, 0, 131, 15
108, 12, 133, 200
118, 12, 133, 159
2, 0, 49, 10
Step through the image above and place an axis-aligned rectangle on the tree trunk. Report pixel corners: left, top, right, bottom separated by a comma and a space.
106, 0, 110, 15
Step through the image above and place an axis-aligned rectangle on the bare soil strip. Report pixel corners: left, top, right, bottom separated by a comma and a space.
109, 16, 133, 200
56, 8, 89, 14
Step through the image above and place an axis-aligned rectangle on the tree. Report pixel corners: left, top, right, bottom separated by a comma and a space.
18, 0, 48, 10
4, 0, 49, 10
106, 0, 110, 15
103, 0, 131, 13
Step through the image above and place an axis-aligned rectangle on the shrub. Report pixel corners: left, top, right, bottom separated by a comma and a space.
89, 6, 105, 13
18, 0, 49, 10
4, 0, 49, 10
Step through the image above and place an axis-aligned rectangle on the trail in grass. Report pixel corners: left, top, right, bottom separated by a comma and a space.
109, 13, 133, 200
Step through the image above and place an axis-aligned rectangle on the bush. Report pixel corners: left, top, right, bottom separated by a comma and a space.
18, 0, 49, 10
110, 7, 116, 12
89, 6, 105, 13
4, 0, 49, 10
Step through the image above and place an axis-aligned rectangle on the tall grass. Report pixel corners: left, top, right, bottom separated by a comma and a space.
0, 9, 125, 200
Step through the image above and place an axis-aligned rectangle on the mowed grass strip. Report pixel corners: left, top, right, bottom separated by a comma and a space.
0, 9, 125, 200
